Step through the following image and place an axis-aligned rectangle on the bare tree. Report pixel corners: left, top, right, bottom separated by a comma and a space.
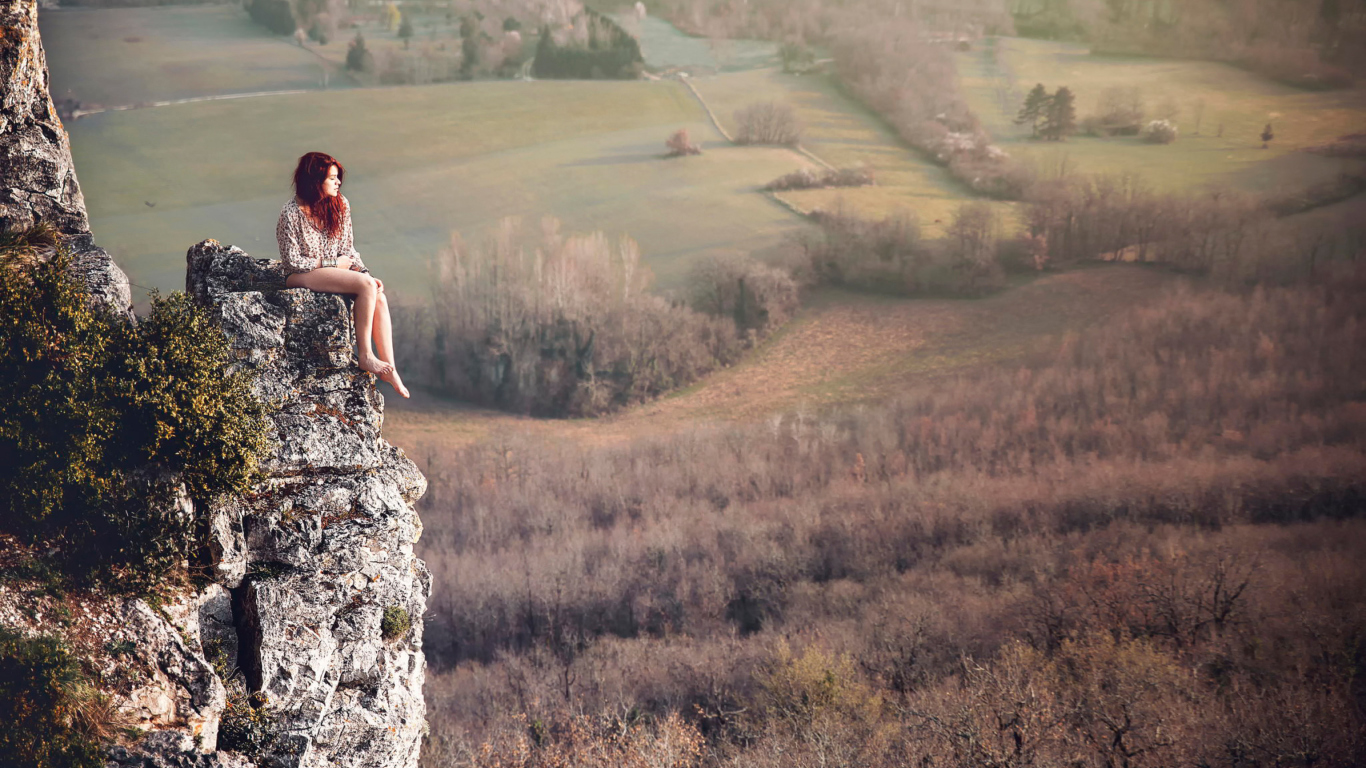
734, 102, 803, 146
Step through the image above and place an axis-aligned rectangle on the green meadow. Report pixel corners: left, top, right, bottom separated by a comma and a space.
68, 79, 817, 302
957, 36, 1366, 193
40, 6, 337, 107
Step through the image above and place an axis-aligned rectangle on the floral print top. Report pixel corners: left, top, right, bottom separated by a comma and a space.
275, 195, 367, 275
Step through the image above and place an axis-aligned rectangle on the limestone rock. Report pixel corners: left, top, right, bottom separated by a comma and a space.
0, 0, 131, 316
187, 240, 387, 477
186, 240, 429, 768
114, 600, 226, 750
0, 0, 87, 234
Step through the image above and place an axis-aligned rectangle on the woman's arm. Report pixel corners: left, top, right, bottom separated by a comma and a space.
277, 206, 316, 273
341, 197, 369, 273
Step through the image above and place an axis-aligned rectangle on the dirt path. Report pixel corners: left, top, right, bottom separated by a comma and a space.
383, 265, 1180, 453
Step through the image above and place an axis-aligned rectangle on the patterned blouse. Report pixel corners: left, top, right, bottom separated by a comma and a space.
275, 195, 368, 275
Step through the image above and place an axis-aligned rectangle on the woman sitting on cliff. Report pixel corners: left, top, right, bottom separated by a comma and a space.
278, 151, 408, 398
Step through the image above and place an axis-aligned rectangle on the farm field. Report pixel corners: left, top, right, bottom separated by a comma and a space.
67, 79, 818, 302
957, 36, 1366, 194
383, 264, 1179, 451
39, 6, 338, 107
688, 67, 1019, 235
616, 12, 780, 73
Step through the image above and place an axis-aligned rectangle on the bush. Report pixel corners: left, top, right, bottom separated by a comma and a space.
382, 606, 412, 641
219, 682, 291, 760
798, 208, 925, 294
245, 0, 295, 36
779, 40, 817, 73
686, 254, 799, 336
1144, 119, 1179, 144
665, 128, 702, 157
0, 626, 105, 768
754, 642, 880, 728
1085, 86, 1145, 137
346, 31, 374, 72
734, 101, 803, 146
943, 200, 1005, 295
764, 166, 874, 191
796, 206, 1005, 297
0, 229, 269, 591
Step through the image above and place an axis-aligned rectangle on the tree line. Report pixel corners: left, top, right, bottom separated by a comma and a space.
392, 217, 796, 417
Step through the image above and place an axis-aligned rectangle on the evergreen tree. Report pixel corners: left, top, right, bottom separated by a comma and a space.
1015, 83, 1051, 138
346, 31, 370, 71
460, 16, 481, 77
1041, 85, 1077, 141
398, 14, 413, 49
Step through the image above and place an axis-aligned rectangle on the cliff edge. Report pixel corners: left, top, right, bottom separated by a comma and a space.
182, 241, 430, 768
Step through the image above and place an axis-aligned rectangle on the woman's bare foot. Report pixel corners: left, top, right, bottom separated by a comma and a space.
358, 354, 394, 378
378, 367, 410, 399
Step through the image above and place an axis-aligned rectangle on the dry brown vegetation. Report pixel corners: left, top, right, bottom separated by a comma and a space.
1026, 172, 1366, 281
732, 101, 803, 146
391, 218, 794, 416
417, 262, 1366, 766
764, 166, 875, 192
665, 128, 702, 157
792, 201, 1007, 297
828, 21, 1029, 199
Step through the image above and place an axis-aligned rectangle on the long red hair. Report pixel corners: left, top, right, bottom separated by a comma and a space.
292, 151, 346, 238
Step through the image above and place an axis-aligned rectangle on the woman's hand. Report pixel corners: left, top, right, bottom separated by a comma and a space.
336, 255, 354, 271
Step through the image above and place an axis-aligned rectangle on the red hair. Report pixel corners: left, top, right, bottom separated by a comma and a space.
292, 151, 346, 238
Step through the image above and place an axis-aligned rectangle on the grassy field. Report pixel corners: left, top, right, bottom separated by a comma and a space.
39, 6, 338, 107
957, 36, 1366, 193
68, 79, 818, 302
615, 13, 780, 73
688, 67, 1020, 236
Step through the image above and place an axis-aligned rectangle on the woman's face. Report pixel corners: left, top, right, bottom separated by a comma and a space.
322, 165, 341, 198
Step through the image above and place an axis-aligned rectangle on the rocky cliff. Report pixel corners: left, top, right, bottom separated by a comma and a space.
179, 241, 431, 768
0, 1, 429, 765
0, 0, 130, 315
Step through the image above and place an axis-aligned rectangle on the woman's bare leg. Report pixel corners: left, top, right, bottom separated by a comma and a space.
285, 268, 393, 377
371, 290, 409, 398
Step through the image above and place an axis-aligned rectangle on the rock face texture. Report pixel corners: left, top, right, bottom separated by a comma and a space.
99, 245, 431, 768
0, 0, 131, 315
183, 240, 431, 768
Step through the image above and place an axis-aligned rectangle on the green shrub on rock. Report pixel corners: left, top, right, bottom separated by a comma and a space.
0, 227, 270, 592
0, 626, 104, 768
381, 606, 412, 641
219, 683, 282, 759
